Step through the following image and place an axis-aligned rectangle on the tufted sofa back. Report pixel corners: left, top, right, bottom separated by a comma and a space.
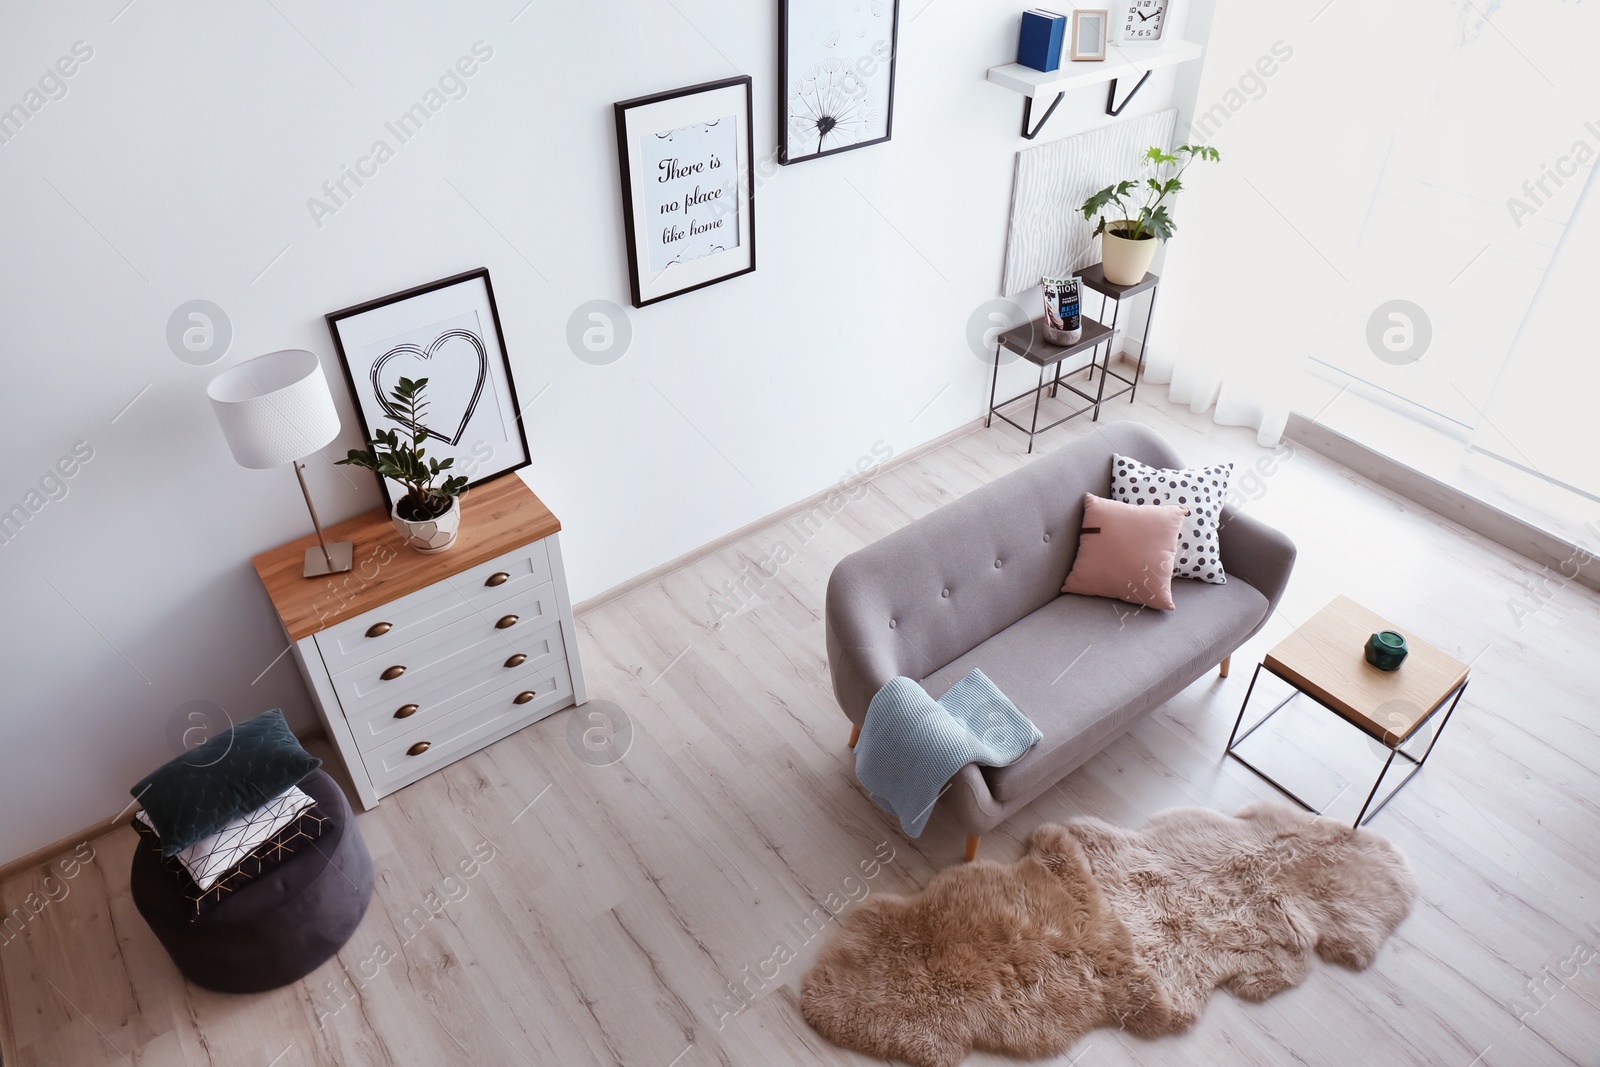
825, 422, 1187, 721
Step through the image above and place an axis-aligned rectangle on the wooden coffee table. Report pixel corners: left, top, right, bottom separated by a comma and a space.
1225, 596, 1470, 827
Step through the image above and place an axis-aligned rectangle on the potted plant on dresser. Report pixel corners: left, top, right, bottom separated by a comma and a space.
1081, 143, 1221, 285
337, 376, 469, 553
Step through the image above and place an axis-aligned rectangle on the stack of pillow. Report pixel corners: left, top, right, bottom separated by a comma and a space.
130, 709, 324, 918
1062, 454, 1235, 610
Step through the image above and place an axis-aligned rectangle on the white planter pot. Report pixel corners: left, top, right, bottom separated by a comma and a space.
391, 496, 460, 553
1101, 223, 1160, 286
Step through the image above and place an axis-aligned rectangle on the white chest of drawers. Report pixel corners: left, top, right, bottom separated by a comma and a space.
253, 474, 586, 810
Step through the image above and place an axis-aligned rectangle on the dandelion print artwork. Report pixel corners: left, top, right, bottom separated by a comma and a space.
789, 59, 875, 156
780, 0, 901, 164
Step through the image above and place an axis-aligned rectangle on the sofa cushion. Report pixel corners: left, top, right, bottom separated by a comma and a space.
920, 577, 1269, 803
1061, 493, 1186, 610
1110, 454, 1234, 584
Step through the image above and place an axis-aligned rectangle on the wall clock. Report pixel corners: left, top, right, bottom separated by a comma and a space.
1121, 0, 1168, 43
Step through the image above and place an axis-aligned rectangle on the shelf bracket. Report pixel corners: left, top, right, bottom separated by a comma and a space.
1020, 92, 1066, 140
1105, 70, 1153, 116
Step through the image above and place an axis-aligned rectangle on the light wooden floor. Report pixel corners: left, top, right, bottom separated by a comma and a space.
6, 391, 1599, 1067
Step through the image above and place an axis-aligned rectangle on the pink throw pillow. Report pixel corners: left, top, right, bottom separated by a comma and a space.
1061, 493, 1187, 610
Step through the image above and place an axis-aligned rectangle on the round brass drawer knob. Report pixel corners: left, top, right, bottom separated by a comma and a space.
366, 621, 393, 638
380, 665, 407, 681
495, 614, 519, 630
485, 571, 510, 587
407, 741, 432, 756
394, 704, 420, 719
504, 653, 527, 668
513, 690, 537, 705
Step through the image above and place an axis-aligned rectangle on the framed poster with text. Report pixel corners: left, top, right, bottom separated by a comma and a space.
614, 76, 756, 307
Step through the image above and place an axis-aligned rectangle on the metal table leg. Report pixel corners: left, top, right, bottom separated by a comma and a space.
1089, 293, 1110, 383
1351, 749, 1401, 827
1090, 293, 1122, 422
1130, 283, 1157, 403
1225, 663, 1470, 828
1027, 362, 1046, 453
1354, 679, 1469, 826
986, 341, 1001, 429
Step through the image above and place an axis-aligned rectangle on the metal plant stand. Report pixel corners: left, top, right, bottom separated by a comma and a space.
1077, 264, 1159, 407
986, 315, 1117, 454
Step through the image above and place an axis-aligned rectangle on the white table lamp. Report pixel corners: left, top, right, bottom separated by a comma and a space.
208, 349, 354, 577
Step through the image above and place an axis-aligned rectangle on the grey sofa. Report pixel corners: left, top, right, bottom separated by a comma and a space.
825, 422, 1296, 858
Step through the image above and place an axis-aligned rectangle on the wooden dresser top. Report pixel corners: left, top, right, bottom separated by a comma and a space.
254, 474, 561, 641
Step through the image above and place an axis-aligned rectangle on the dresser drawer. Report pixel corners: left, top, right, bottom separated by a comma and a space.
313, 537, 555, 673
346, 622, 567, 752
315, 582, 481, 674
329, 581, 561, 719
447, 540, 553, 610
364, 662, 575, 796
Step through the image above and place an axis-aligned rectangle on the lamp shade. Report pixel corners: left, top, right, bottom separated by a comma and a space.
207, 350, 342, 469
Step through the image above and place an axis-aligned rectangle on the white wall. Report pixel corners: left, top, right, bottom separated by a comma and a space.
0, 0, 1196, 862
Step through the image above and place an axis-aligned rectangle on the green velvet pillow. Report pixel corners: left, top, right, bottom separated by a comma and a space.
132, 709, 321, 856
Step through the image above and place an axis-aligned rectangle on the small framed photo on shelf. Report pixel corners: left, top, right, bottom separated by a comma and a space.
614, 76, 756, 308
1070, 9, 1110, 61
325, 268, 531, 509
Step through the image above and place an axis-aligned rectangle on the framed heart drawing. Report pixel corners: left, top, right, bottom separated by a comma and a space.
326, 268, 530, 508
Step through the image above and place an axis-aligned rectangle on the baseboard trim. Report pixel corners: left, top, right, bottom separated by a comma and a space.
0, 810, 133, 884
1285, 412, 1600, 595
0, 726, 331, 882
575, 417, 985, 616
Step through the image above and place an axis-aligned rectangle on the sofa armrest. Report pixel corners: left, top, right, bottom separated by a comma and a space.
942, 763, 1005, 837
825, 566, 907, 728
1218, 508, 1297, 617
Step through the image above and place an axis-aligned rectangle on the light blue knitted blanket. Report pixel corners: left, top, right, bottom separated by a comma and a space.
854, 669, 1042, 837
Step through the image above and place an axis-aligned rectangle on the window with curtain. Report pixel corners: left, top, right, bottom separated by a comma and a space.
1148, 0, 1599, 504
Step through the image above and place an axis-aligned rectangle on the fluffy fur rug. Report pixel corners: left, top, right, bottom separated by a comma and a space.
801, 803, 1416, 1067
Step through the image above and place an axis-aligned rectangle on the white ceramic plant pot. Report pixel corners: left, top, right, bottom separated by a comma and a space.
1100, 223, 1160, 286
391, 496, 460, 554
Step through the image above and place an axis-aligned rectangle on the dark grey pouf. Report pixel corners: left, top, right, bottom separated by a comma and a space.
131, 769, 373, 993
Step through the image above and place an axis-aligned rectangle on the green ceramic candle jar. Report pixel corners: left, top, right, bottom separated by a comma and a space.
1365, 630, 1409, 671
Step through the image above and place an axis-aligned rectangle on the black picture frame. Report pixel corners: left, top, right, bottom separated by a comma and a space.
325, 267, 531, 509
614, 75, 756, 308
779, 0, 901, 166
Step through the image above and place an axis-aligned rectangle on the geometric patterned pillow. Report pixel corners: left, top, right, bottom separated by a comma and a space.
131, 803, 328, 920
135, 785, 315, 890
1109, 454, 1234, 584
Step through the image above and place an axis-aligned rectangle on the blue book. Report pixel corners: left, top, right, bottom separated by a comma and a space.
1017, 9, 1066, 72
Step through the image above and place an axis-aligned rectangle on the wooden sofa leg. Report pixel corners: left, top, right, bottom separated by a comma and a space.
1219, 656, 1231, 678
848, 724, 861, 748
964, 836, 981, 862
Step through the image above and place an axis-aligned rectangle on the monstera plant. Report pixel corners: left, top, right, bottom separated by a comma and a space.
338, 376, 469, 553
1080, 143, 1221, 284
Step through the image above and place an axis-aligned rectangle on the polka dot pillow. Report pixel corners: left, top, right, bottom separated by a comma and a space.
1109, 454, 1234, 584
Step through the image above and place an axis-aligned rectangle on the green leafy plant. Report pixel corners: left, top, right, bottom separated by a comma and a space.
337, 376, 468, 522
1080, 143, 1221, 243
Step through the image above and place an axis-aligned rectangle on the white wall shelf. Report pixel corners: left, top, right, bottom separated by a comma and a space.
988, 39, 1203, 139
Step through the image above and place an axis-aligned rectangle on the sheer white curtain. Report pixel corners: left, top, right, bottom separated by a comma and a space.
1143, 0, 1600, 446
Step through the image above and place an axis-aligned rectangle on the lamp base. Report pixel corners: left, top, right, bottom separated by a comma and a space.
303, 541, 354, 578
